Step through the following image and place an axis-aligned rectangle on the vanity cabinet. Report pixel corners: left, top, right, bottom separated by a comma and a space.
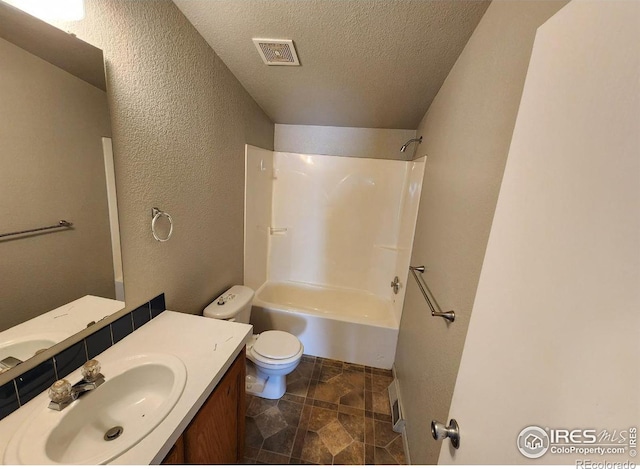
162, 348, 246, 464
161, 435, 184, 464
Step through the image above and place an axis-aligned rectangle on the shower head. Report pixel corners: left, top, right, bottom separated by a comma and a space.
400, 136, 423, 152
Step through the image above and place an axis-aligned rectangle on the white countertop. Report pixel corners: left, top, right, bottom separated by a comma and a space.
0, 311, 252, 465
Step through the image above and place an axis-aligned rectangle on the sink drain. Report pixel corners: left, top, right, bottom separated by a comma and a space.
104, 426, 124, 441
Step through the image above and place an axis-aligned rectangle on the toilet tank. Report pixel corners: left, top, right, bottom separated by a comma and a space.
203, 285, 254, 323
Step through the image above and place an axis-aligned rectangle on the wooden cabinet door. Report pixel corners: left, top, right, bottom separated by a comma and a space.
183, 349, 246, 464
161, 435, 184, 465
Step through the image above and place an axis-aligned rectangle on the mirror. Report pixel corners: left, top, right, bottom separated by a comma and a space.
0, 2, 124, 370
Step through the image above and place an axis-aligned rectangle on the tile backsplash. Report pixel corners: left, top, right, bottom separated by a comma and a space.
0, 293, 165, 420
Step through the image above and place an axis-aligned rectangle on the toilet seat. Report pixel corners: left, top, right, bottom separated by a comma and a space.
253, 330, 301, 360
248, 331, 303, 366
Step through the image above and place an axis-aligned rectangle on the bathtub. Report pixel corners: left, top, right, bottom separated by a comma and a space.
251, 282, 398, 369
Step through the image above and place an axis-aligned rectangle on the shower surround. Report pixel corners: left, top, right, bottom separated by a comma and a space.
245, 146, 424, 368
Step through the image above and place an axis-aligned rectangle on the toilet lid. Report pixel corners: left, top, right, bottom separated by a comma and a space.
253, 331, 302, 360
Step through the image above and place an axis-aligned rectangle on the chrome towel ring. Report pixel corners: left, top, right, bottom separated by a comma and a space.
151, 207, 173, 242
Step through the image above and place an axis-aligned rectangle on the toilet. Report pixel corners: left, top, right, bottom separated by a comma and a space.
203, 285, 303, 399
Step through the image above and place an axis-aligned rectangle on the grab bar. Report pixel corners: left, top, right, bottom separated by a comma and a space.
409, 266, 455, 322
0, 220, 73, 239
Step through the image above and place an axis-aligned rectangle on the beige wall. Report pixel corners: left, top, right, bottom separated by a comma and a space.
275, 124, 416, 160
0, 37, 114, 331
394, 0, 568, 464
442, 0, 639, 462
54, 0, 274, 313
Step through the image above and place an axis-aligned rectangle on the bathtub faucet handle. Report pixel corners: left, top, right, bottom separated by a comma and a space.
391, 276, 401, 295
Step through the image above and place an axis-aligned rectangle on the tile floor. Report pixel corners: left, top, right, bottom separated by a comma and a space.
244, 355, 406, 465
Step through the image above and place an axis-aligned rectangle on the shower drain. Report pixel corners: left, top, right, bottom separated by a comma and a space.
104, 426, 124, 441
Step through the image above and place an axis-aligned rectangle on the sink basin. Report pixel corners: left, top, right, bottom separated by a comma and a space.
4, 353, 187, 465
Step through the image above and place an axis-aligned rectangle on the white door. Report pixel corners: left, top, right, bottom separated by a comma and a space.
439, 0, 640, 464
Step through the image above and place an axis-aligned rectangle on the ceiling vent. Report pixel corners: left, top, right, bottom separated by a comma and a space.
252, 39, 300, 66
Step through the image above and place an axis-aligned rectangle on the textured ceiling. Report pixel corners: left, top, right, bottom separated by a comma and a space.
173, 0, 490, 129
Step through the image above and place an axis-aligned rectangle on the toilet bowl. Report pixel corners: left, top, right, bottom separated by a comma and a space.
203, 285, 303, 399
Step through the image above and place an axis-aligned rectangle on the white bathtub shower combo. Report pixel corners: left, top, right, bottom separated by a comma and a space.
244, 146, 425, 369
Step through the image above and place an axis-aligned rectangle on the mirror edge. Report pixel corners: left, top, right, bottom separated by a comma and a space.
0, 0, 127, 387
0, 0, 106, 90
0, 305, 128, 387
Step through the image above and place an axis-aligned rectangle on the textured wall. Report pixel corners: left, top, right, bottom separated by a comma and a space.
0, 37, 114, 331
54, 0, 274, 313
394, 0, 568, 464
275, 124, 416, 161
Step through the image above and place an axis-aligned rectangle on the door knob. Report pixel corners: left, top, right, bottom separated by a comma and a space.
431, 419, 460, 449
